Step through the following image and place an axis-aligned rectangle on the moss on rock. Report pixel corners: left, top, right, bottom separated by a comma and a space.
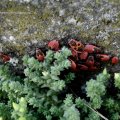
0, 0, 120, 56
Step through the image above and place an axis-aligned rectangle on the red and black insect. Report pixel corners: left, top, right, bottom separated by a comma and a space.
0, 52, 11, 63
48, 40, 60, 51
36, 48, 45, 61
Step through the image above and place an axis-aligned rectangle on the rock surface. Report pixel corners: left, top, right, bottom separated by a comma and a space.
0, 0, 120, 56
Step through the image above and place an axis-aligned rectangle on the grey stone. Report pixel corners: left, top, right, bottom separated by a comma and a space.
0, 0, 119, 56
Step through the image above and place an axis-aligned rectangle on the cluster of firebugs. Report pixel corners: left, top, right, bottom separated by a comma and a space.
0, 39, 119, 72
36, 39, 119, 72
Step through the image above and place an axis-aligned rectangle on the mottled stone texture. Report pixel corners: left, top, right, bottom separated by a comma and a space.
0, 0, 120, 56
